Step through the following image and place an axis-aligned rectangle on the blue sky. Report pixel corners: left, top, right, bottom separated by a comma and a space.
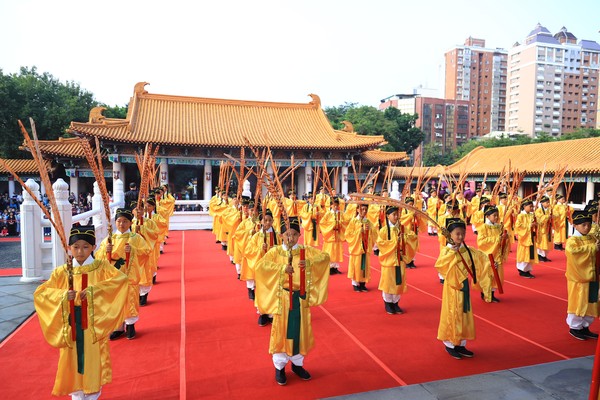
1, 0, 598, 108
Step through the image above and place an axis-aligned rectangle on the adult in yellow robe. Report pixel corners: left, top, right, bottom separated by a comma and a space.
565, 210, 600, 340
208, 188, 222, 241
497, 193, 515, 247
552, 194, 573, 250
345, 203, 377, 292
146, 197, 168, 286
319, 197, 348, 274
236, 206, 258, 293
97, 208, 151, 340
515, 199, 538, 278
282, 191, 306, 219
255, 218, 329, 385
535, 196, 553, 262
377, 206, 417, 314
435, 218, 493, 359
34, 225, 128, 397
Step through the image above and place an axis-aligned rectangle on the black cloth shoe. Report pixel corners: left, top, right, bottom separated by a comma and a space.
139, 294, 148, 306
222, 244, 227, 251
275, 367, 287, 385
406, 261, 416, 269
373, 249, 380, 256
353, 285, 361, 292
582, 327, 599, 339
570, 328, 588, 340
237, 274, 241, 280
384, 301, 396, 315
248, 288, 255, 300
454, 346, 474, 358
160, 250, 164, 254
445, 346, 462, 359
491, 292, 500, 303
216, 240, 221, 244
152, 275, 157, 285
126, 323, 136, 340
291, 364, 312, 380
359, 282, 368, 292
258, 314, 269, 327
109, 328, 125, 341
554, 243, 563, 250
518, 270, 535, 279
393, 302, 403, 314
440, 278, 445, 284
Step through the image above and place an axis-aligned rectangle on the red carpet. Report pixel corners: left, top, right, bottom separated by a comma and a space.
0, 230, 595, 399
0, 268, 21, 276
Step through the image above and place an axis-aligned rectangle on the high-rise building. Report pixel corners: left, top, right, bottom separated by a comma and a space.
445, 37, 508, 137
379, 94, 469, 159
506, 24, 600, 136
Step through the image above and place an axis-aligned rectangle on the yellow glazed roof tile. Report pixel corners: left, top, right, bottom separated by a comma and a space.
69, 84, 386, 151
360, 149, 409, 166
0, 158, 50, 174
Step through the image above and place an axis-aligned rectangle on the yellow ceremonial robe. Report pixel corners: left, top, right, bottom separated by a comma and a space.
515, 212, 539, 263
535, 206, 552, 251
552, 203, 572, 245
427, 197, 442, 226
345, 215, 377, 283
477, 222, 508, 289
34, 259, 127, 396
471, 210, 484, 233
497, 203, 515, 246
377, 223, 417, 294
97, 231, 151, 322
400, 207, 423, 254
320, 210, 347, 263
283, 197, 306, 218
255, 245, 330, 356
468, 196, 481, 218
236, 217, 257, 279
245, 228, 280, 282
299, 203, 322, 247
132, 218, 159, 287
435, 245, 493, 345
208, 194, 221, 238
566, 234, 599, 317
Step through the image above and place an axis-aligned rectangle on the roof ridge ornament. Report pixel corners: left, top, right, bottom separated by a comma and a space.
308, 93, 321, 108
89, 107, 106, 124
341, 120, 355, 133
134, 82, 149, 96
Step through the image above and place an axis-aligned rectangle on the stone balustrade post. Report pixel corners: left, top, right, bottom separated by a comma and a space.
51, 179, 72, 270
20, 179, 42, 282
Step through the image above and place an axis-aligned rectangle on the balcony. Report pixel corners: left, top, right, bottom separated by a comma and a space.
552, 128, 560, 133
535, 126, 543, 131
554, 94, 561, 99
553, 119, 560, 124
536, 92, 544, 98
554, 77, 562, 82
535, 118, 543, 123
553, 102, 561, 107
553, 111, 560, 116
554, 86, 561, 91
537, 84, 544, 89
537, 75, 545, 80
536, 110, 543, 115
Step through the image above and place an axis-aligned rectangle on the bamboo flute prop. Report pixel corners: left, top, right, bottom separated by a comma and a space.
15, 119, 77, 337
564, 170, 576, 224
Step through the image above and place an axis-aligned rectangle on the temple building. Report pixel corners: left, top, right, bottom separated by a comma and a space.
391, 136, 600, 205
12, 82, 408, 200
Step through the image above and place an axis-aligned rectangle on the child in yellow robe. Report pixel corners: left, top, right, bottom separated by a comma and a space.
476, 205, 509, 303
97, 208, 151, 340
426, 189, 442, 235
435, 218, 493, 359
377, 206, 417, 315
320, 197, 348, 274
246, 209, 280, 326
515, 199, 538, 278
299, 193, 322, 247
34, 225, 127, 398
400, 196, 426, 269
565, 210, 600, 340
497, 193, 515, 248
552, 194, 573, 251
255, 217, 330, 386
345, 202, 377, 292
132, 204, 159, 308
535, 196, 553, 262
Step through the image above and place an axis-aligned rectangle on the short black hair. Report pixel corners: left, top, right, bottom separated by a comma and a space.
129, 182, 137, 188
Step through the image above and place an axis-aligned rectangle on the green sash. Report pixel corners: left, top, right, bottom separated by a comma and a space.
74, 306, 85, 374
286, 291, 305, 356
461, 279, 471, 313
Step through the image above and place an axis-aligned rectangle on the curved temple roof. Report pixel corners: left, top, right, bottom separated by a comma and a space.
69, 83, 386, 151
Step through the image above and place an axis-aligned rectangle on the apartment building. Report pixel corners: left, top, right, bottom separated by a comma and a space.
506, 24, 600, 136
445, 37, 508, 137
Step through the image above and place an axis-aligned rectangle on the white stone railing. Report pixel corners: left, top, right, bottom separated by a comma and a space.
20, 178, 125, 282
170, 200, 212, 230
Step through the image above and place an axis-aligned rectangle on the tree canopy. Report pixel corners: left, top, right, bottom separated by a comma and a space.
324, 103, 425, 154
0, 67, 126, 158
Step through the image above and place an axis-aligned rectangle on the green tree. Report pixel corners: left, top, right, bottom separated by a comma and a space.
0, 67, 98, 158
422, 142, 454, 166
324, 103, 425, 154
382, 107, 425, 153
